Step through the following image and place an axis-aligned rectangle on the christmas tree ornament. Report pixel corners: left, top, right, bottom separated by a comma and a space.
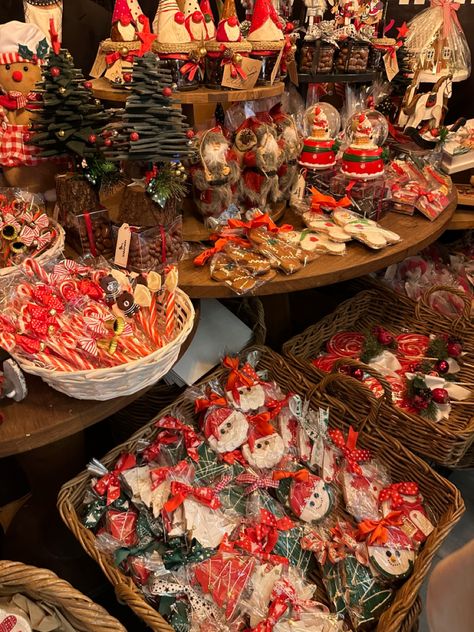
0, 21, 55, 192
300, 104, 340, 171
242, 430, 285, 469
341, 110, 388, 180
247, 0, 285, 85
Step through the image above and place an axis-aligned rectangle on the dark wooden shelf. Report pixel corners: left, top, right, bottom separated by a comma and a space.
297, 71, 378, 84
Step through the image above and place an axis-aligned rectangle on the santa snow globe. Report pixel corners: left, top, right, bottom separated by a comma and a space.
299, 103, 340, 170
341, 110, 387, 180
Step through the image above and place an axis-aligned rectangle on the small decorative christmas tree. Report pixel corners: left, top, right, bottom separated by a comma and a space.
105, 52, 193, 164
30, 21, 108, 162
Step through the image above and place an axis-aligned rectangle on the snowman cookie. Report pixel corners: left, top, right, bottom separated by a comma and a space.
302, 213, 353, 243
203, 406, 249, 453
281, 230, 346, 256
226, 383, 266, 412
241, 431, 285, 469
367, 528, 415, 581
289, 473, 333, 523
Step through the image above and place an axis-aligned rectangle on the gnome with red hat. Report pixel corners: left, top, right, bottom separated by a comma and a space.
191, 126, 240, 219
204, 0, 251, 88
270, 104, 302, 202
110, 0, 145, 41
200, 0, 216, 39
247, 0, 285, 84
183, 0, 210, 41
234, 115, 284, 209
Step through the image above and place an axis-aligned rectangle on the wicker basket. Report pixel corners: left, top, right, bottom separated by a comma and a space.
0, 560, 126, 632
0, 220, 65, 281
58, 346, 463, 632
283, 289, 474, 468
12, 289, 195, 400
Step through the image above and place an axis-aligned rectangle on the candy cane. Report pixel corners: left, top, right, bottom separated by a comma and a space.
22, 258, 50, 283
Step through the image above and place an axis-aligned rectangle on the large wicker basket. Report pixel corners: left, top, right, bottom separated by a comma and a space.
0, 560, 126, 631
0, 220, 65, 280
12, 289, 195, 400
283, 289, 474, 468
58, 346, 464, 632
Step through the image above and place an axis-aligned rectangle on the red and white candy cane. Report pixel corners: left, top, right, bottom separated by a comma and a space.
396, 334, 430, 359
22, 257, 50, 283
327, 332, 365, 358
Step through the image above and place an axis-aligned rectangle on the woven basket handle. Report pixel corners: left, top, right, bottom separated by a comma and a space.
417, 284, 471, 327
310, 369, 380, 436
331, 357, 393, 405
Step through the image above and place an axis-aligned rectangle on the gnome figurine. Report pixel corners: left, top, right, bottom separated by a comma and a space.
200, 0, 216, 39
183, 0, 209, 41
247, 0, 285, 83
0, 21, 56, 191
153, 0, 191, 44
110, 0, 145, 41
216, 0, 242, 42
191, 126, 240, 219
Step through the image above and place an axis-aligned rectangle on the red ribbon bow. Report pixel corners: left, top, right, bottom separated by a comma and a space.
193, 235, 251, 266
221, 55, 247, 80
431, 0, 460, 39
250, 597, 288, 632
194, 390, 227, 413
227, 214, 293, 234
300, 530, 340, 565
180, 59, 202, 81
149, 459, 190, 490
328, 426, 371, 475
23, 304, 59, 337
379, 482, 420, 508
272, 469, 310, 483
154, 416, 202, 462
358, 511, 404, 546
94, 453, 137, 505
163, 481, 221, 512
223, 356, 260, 391
310, 188, 351, 214
105, 48, 140, 66
235, 472, 280, 494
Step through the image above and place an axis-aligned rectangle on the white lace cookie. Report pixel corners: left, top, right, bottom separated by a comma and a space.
302, 213, 352, 242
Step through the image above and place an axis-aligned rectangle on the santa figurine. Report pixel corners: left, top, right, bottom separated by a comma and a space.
191, 126, 240, 219
288, 472, 333, 523
241, 429, 285, 469
183, 0, 210, 41
247, 0, 285, 83
234, 115, 284, 209
0, 21, 57, 192
270, 104, 302, 201
204, 0, 251, 88
341, 112, 384, 180
203, 405, 249, 453
299, 105, 338, 170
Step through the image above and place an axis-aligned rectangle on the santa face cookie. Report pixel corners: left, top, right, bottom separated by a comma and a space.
289, 474, 333, 523
227, 383, 266, 412
204, 406, 249, 453
242, 432, 285, 469
368, 545, 415, 580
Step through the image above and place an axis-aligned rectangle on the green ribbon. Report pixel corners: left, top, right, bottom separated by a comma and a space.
82, 495, 129, 530
302, 145, 335, 154
342, 152, 382, 163
163, 537, 215, 570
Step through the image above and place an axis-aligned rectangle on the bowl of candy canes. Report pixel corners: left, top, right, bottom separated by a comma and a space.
0, 257, 194, 400
0, 189, 65, 278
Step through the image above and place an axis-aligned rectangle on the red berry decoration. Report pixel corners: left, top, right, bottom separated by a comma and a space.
186, 129, 195, 139
175, 11, 185, 24
51, 66, 61, 78
88, 134, 97, 144
447, 341, 462, 357
192, 10, 203, 22
351, 368, 364, 381
162, 87, 172, 97
377, 330, 394, 346
130, 131, 139, 141
436, 360, 449, 374
123, 73, 132, 83
413, 395, 429, 411
104, 138, 112, 147
231, 69, 238, 78
228, 16, 238, 27
432, 388, 449, 405
285, 21, 294, 32
83, 80, 92, 89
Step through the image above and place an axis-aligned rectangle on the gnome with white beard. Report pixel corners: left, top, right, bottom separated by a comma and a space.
191, 126, 240, 219
235, 115, 284, 209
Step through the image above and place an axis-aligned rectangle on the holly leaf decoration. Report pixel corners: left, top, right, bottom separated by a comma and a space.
36, 38, 49, 59
18, 44, 34, 61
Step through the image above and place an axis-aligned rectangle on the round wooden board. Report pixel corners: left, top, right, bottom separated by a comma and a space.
0, 302, 200, 457
178, 200, 458, 298
91, 77, 285, 104
448, 207, 474, 230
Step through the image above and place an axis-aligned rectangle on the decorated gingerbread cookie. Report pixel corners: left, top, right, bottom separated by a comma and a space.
242, 430, 285, 469
227, 383, 266, 412
286, 473, 333, 523
332, 209, 401, 250
302, 214, 353, 242
367, 534, 415, 580
281, 230, 347, 255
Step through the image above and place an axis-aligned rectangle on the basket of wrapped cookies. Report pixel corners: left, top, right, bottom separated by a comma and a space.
0, 257, 194, 400
58, 347, 463, 632
0, 189, 65, 279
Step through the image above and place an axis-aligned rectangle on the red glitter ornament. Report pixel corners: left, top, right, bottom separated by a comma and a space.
432, 388, 449, 405
162, 87, 172, 97
51, 66, 60, 78
88, 134, 97, 144
436, 360, 449, 374
130, 131, 139, 141
84, 80, 92, 89
186, 129, 195, 139
123, 73, 132, 83
447, 341, 462, 357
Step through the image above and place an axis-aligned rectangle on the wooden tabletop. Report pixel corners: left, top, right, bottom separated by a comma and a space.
448, 207, 474, 231
178, 201, 457, 298
91, 77, 285, 104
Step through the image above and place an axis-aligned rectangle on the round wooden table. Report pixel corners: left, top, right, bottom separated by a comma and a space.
179, 201, 458, 298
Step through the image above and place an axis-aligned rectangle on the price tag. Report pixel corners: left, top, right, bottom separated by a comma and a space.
114, 223, 131, 267
270, 46, 284, 86
105, 60, 124, 84
383, 51, 399, 82
290, 172, 306, 203
287, 59, 299, 86
221, 57, 262, 90
90, 50, 107, 78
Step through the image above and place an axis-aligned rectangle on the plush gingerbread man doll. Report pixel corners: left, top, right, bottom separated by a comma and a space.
0, 21, 56, 191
